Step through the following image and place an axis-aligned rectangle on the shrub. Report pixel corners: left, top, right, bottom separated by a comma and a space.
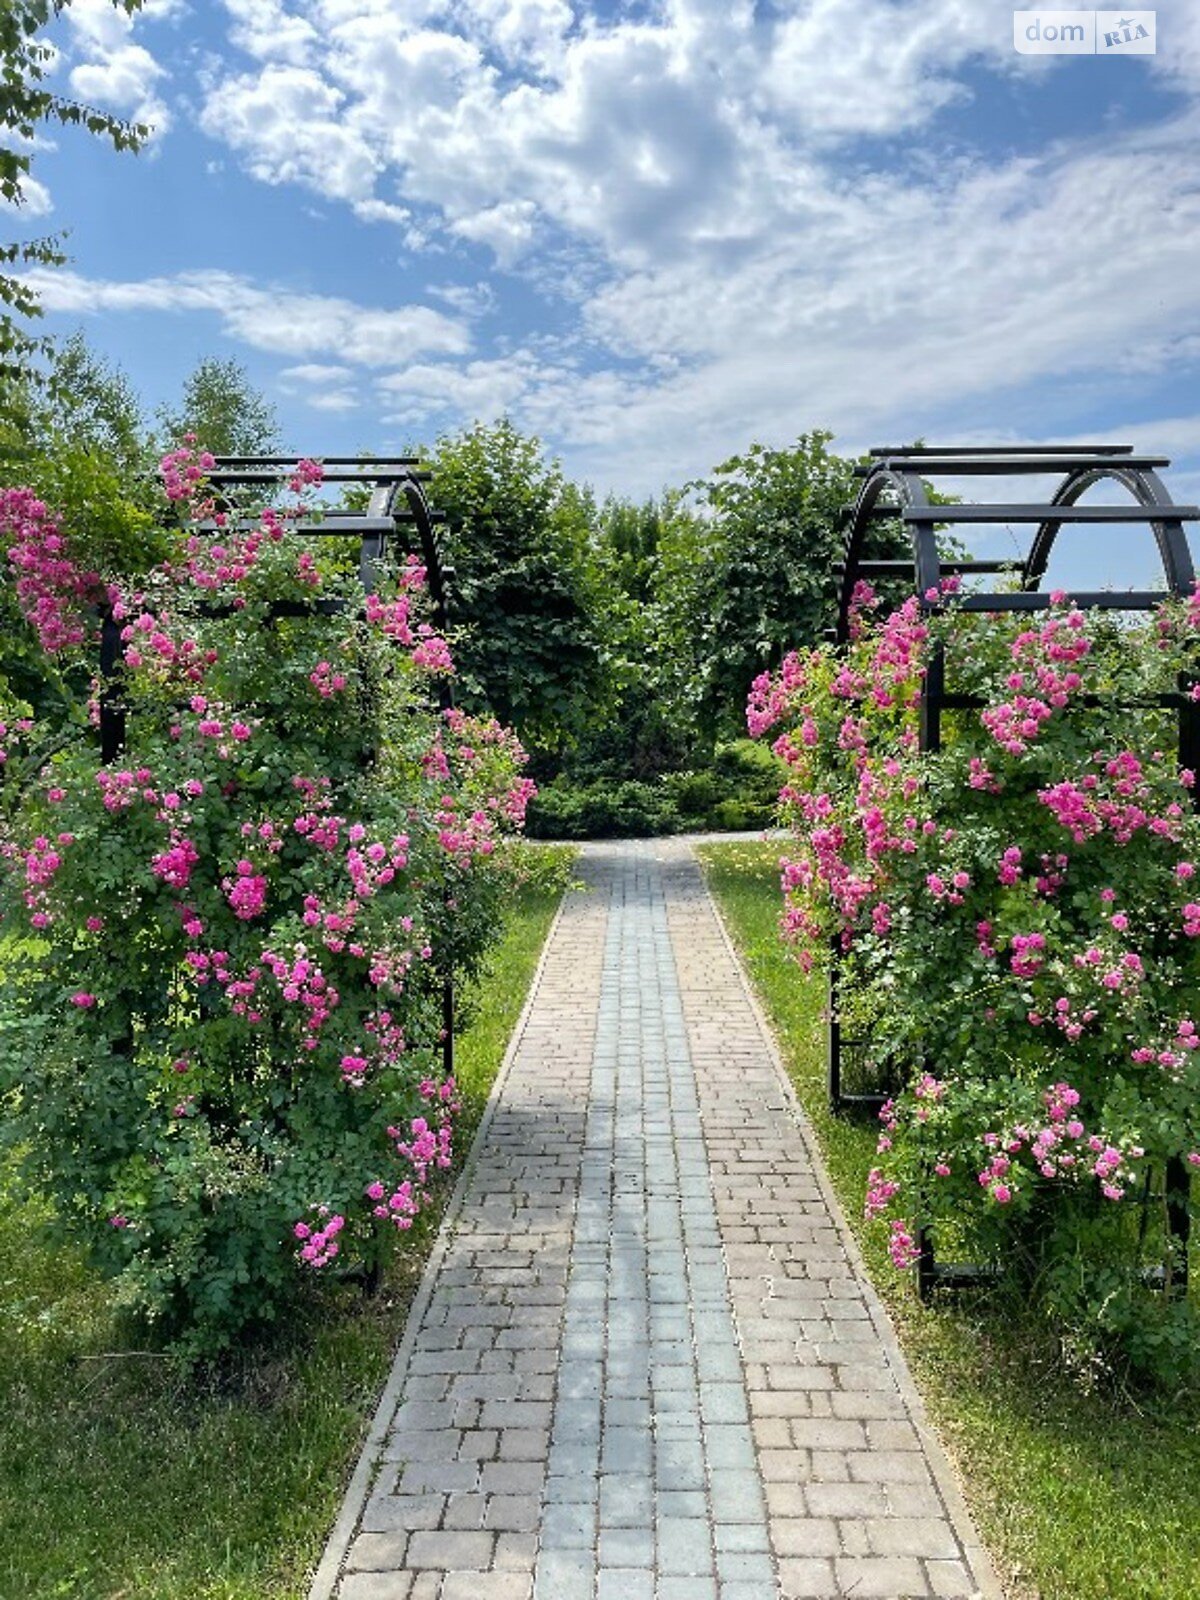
0, 453, 533, 1356
526, 776, 682, 839
751, 582, 1200, 1384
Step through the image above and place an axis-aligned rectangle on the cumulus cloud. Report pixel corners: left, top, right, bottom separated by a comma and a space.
426, 280, 497, 318
64, 1, 174, 135
280, 362, 357, 383
222, 0, 319, 64
199, 66, 378, 199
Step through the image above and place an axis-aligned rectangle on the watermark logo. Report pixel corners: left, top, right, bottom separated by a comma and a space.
1096, 11, 1155, 52
1014, 10, 1155, 54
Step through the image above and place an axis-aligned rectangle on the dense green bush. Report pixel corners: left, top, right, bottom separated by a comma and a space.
525, 741, 783, 839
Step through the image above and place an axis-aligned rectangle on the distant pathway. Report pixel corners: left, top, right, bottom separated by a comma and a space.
310, 840, 1000, 1600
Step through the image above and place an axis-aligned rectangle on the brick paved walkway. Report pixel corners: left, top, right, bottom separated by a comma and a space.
310, 841, 1000, 1600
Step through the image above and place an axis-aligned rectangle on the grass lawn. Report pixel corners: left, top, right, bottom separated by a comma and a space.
699, 838, 1200, 1600
0, 863, 570, 1600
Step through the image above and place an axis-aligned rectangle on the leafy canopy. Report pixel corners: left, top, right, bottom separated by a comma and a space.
426, 419, 610, 759
157, 357, 282, 457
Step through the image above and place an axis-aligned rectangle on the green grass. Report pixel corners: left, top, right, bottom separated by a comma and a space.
0, 868, 569, 1600
699, 838, 1200, 1600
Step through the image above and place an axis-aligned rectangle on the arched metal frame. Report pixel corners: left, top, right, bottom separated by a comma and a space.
830, 444, 1200, 1299
99, 455, 458, 1077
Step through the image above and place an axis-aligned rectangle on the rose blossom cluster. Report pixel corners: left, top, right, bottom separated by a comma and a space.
751, 583, 1200, 1300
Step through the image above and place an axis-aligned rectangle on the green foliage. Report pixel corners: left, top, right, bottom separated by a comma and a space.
42, 331, 147, 472
426, 419, 610, 758
680, 431, 904, 743
0, 370, 160, 742
1, 3, 148, 410
527, 777, 682, 840
157, 356, 282, 457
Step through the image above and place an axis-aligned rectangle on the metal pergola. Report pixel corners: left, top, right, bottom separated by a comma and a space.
830, 443, 1200, 1298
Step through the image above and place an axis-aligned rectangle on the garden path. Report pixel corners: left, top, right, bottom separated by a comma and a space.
310, 840, 1000, 1600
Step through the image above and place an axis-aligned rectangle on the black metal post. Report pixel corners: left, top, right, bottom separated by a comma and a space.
99, 608, 126, 763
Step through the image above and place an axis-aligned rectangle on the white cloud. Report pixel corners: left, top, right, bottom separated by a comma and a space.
32, 0, 1200, 501
70, 45, 171, 133
64, 0, 135, 51
222, 0, 318, 64
449, 200, 539, 265
354, 197, 412, 225
426, 280, 497, 317
304, 389, 361, 411
280, 362, 357, 383
199, 65, 378, 200
63, 2, 175, 136
759, 0, 1011, 139
23, 267, 470, 366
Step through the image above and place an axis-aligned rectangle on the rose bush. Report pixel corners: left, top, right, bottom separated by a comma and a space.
0, 451, 534, 1356
751, 580, 1200, 1382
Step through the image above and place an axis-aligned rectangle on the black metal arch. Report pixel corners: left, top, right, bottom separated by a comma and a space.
826, 444, 1200, 1300
836, 444, 1199, 645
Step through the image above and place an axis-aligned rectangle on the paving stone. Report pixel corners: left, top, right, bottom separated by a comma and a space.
540, 1501, 595, 1549
656, 1517, 714, 1574
532, 1548, 594, 1600
835, 1555, 931, 1596
804, 1481, 890, 1518
772, 1516, 841, 1557
716, 1549, 776, 1584
398, 1462, 480, 1495
440, 1575, 534, 1600
598, 1525, 654, 1567
441, 1494, 487, 1530
479, 1462, 544, 1495
866, 1516, 961, 1559
405, 1530, 495, 1570
927, 1558, 983, 1596
713, 1522, 772, 1554
360, 1494, 443, 1533
484, 1495, 541, 1532
777, 1557, 841, 1598
495, 1532, 538, 1571
339, 1574, 413, 1600
345, 1531, 409, 1571
596, 1570, 654, 1600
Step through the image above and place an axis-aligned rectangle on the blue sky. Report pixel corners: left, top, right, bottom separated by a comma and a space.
6, 1, 1200, 585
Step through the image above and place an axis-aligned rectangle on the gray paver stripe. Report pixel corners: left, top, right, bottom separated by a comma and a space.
313, 840, 1001, 1600
533, 848, 773, 1600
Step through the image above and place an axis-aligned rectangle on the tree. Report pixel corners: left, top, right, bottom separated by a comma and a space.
426, 419, 611, 761
584, 492, 705, 775
157, 356, 281, 456
678, 431, 908, 743
1, 2, 148, 417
